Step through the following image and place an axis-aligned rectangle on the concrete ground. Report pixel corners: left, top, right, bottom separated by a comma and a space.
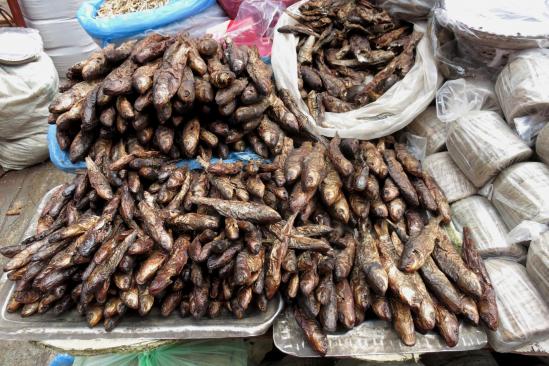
0, 162, 72, 366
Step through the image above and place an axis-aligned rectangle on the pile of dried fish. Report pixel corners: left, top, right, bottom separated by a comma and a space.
97, 0, 169, 17
0, 132, 497, 354
50, 33, 303, 163
0, 152, 295, 329
275, 135, 498, 355
278, 0, 421, 116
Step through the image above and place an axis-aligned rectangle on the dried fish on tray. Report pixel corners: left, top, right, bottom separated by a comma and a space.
0, 185, 283, 340
273, 308, 487, 357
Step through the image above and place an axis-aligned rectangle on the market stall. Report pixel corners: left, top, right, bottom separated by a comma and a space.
0, 0, 548, 364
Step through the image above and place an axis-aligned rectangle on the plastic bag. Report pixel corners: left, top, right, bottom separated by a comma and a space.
433, 0, 549, 70
404, 106, 447, 155
435, 78, 501, 123
77, 0, 216, 45
536, 122, 549, 165
446, 111, 532, 188
491, 162, 549, 230
512, 113, 548, 146
451, 195, 526, 259
271, 1, 441, 140
423, 152, 476, 203
73, 340, 247, 366
218, 0, 297, 19
506, 220, 549, 246
0, 40, 58, 171
526, 231, 549, 303
485, 258, 549, 352
375, 0, 436, 21
495, 49, 549, 124
225, 0, 294, 58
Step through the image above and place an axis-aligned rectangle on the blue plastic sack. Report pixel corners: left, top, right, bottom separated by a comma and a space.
48, 125, 266, 173
77, 0, 216, 45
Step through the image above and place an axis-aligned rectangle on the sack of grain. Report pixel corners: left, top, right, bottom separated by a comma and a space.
536, 122, 549, 165
491, 162, 549, 230
423, 152, 476, 202
526, 232, 549, 303
485, 258, 549, 352
404, 106, 447, 155
446, 111, 532, 187
451, 196, 526, 259
495, 49, 549, 124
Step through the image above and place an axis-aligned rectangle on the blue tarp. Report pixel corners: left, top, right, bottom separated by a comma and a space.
48, 125, 266, 173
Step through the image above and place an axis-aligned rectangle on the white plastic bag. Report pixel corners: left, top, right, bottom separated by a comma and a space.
271, 0, 441, 140
535, 120, 549, 165
19, 0, 84, 21
0, 47, 58, 170
495, 49, 549, 124
451, 196, 526, 260
436, 78, 501, 123
446, 111, 532, 188
491, 162, 549, 230
404, 106, 447, 155
485, 259, 549, 352
526, 232, 549, 303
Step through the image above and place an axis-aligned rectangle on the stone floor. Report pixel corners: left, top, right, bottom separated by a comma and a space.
0, 162, 72, 366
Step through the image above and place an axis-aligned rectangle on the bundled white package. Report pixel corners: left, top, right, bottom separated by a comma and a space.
404, 106, 448, 155
536, 122, 549, 165
495, 49, 549, 124
423, 152, 476, 202
451, 196, 525, 259
485, 259, 549, 352
491, 162, 549, 229
526, 232, 549, 303
446, 110, 532, 187
25, 17, 95, 49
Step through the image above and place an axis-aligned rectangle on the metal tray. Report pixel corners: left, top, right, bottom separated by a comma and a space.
0, 186, 283, 340
273, 309, 488, 358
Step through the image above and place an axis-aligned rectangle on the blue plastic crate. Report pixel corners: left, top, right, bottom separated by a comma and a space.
48, 125, 267, 173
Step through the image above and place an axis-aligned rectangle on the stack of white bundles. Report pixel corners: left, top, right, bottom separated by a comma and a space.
424, 152, 476, 202
485, 259, 549, 352
526, 232, 549, 303
404, 106, 448, 155
491, 162, 549, 229
451, 196, 526, 259
536, 123, 549, 165
495, 49, 549, 124
446, 110, 532, 187
20, 0, 99, 77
